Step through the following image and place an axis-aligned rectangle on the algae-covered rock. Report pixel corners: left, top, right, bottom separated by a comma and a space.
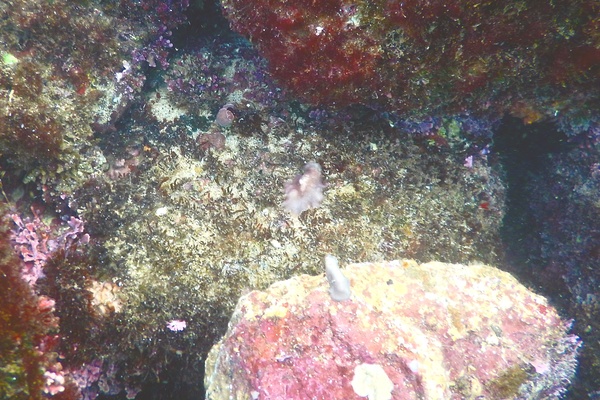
205, 260, 580, 399
222, 0, 599, 126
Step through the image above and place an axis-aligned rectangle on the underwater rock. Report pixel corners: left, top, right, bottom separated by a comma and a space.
205, 260, 580, 399
221, 0, 600, 126
71, 48, 506, 397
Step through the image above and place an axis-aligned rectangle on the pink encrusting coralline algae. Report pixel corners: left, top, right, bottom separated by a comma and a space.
10, 211, 90, 286
10, 212, 52, 286
205, 260, 581, 399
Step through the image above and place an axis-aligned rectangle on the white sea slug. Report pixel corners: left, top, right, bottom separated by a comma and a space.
325, 254, 351, 301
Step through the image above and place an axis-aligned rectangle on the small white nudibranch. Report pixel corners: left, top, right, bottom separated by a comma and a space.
325, 254, 351, 301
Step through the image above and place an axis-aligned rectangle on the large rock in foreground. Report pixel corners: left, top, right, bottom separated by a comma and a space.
205, 260, 580, 399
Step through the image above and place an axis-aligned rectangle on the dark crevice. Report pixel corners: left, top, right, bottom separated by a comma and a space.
494, 117, 570, 301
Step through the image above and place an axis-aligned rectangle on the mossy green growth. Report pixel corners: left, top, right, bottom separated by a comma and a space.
487, 365, 529, 399
0, 0, 150, 196
72, 109, 507, 388
1, 52, 18, 66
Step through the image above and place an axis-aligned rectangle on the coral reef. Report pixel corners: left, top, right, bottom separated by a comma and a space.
0, 0, 597, 398
221, 0, 599, 130
205, 260, 580, 399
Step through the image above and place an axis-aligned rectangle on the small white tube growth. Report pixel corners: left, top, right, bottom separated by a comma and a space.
325, 255, 351, 301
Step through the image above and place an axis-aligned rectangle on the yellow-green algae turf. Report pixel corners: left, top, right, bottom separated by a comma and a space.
75, 112, 506, 376
0, 0, 152, 196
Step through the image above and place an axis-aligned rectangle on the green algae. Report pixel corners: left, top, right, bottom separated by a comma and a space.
487, 365, 529, 399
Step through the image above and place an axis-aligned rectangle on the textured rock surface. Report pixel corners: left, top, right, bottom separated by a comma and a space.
205, 260, 580, 399
221, 0, 599, 128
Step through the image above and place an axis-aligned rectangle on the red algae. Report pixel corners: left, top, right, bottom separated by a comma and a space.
0, 211, 68, 399
221, 0, 599, 120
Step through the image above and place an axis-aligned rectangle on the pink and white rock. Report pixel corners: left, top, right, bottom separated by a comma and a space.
204, 260, 580, 399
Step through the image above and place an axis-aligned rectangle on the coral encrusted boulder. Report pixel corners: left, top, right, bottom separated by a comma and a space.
205, 260, 580, 399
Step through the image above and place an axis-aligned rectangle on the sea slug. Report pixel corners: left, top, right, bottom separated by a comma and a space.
325, 254, 351, 301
